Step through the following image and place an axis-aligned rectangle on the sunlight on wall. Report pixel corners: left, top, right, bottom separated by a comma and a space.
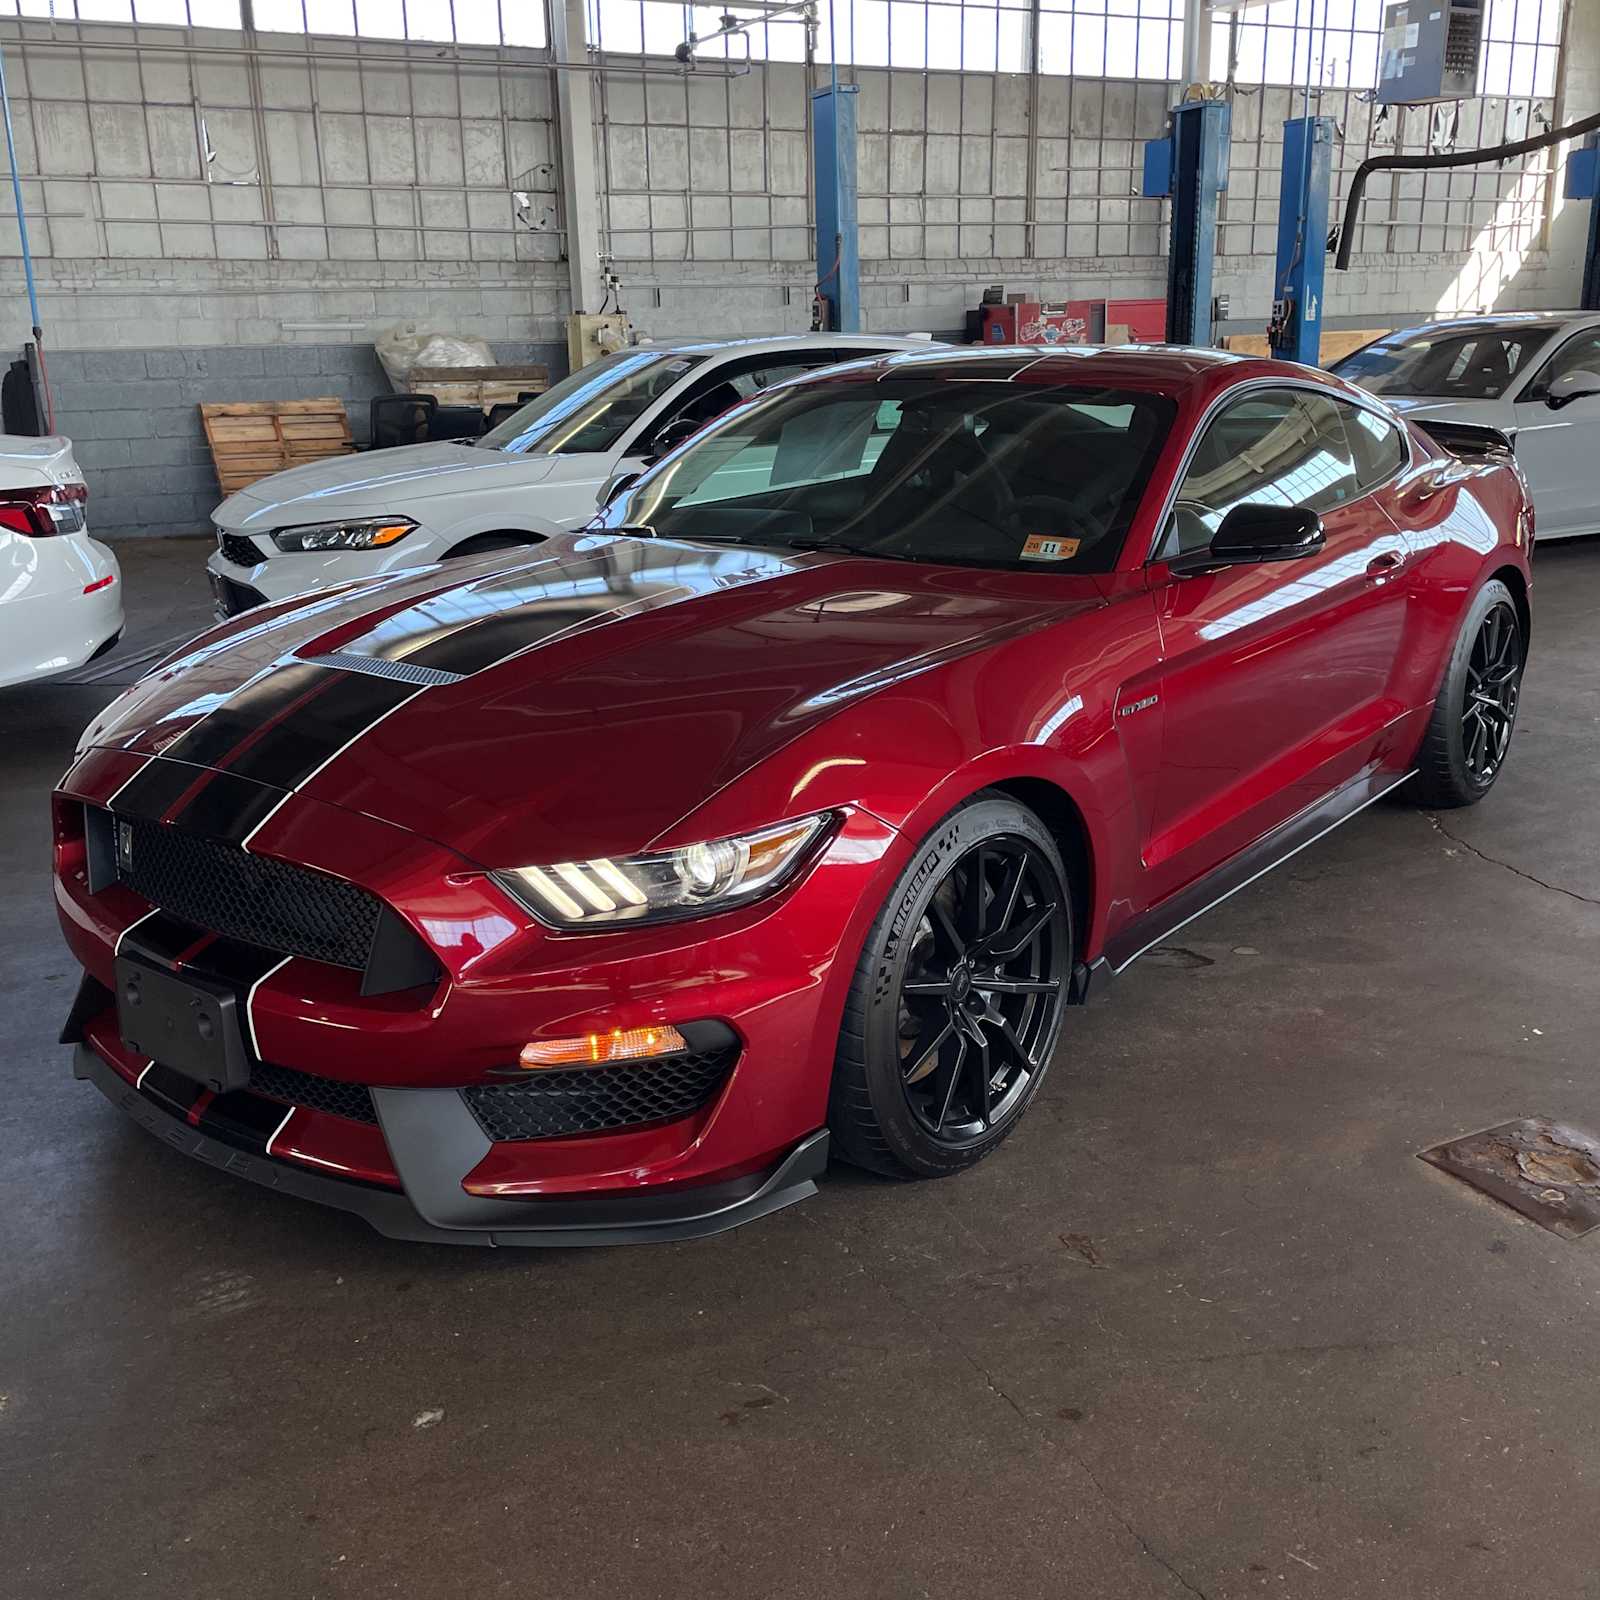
1433, 160, 1553, 316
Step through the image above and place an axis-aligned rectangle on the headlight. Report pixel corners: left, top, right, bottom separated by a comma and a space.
271, 516, 417, 553
495, 814, 831, 928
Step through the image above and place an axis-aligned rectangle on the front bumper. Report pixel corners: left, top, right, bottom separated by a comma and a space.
206, 534, 441, 616
74, 1042, 828, 1246
55, 752, 900, 1244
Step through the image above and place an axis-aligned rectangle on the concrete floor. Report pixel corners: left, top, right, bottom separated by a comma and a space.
4, 536, 1599, 1600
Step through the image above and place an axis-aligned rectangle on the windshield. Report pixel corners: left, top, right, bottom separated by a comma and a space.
1332, 326, 1552, 399
603, 377, 1175, 572
477, 349, 706, 456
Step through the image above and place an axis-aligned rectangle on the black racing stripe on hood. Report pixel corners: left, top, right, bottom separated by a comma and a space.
112, 757, 212, 824
155, 662, 335, 771
168, 769, 290, 845
219, 671, 420, 792
401, 598, 625, 675
333, 552, 671, 677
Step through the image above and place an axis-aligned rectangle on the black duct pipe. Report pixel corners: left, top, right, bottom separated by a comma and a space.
1333, 107, 1600, 271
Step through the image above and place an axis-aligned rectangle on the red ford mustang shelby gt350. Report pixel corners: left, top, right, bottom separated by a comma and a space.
55, 348, 1532, 1246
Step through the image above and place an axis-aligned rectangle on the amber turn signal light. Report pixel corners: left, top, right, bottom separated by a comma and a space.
519, 1024, 688, 1069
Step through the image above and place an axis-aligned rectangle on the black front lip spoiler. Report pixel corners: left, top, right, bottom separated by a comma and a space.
74, 1045, 828, 1247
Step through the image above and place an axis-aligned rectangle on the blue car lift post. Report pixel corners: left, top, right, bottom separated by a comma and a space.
1269, 115, 1337, 365
1567, 144, 1600, 312
811, 82, 860, 333
1143, 99, 1230, 345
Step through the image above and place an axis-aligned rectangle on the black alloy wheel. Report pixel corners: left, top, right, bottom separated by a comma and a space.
1408, 576, 1526, 810
895, 839, 1066, 1145
1461, 601, 1521, 785
829, 795, 1074, 1179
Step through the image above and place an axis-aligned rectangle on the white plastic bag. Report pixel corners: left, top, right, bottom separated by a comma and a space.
375, 322, 496, 388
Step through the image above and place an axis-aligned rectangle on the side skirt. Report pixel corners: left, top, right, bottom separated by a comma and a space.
1072, 762, 1417, 999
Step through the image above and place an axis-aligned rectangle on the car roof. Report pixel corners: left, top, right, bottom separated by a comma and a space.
1358, 312, 1597, 344
801, 342, 1251, 393
641, 332, 939, 357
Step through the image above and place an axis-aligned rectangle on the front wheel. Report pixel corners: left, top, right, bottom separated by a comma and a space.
828, 796, 1073, 1179
1408, 577, 1525, 809
445, 531, 542, 559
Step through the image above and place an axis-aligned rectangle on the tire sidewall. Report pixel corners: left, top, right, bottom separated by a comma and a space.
1436, 577, 1521, 799
853, 796, 1073, 1179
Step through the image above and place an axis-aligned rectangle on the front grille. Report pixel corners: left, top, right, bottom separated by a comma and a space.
116, 817, 381, 970
218, 531, 262, 568
463, 1046, 736, 1142
250, 1061, 378, 1125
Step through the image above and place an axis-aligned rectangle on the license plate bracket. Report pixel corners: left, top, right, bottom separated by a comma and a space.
115, 954, 253, 1094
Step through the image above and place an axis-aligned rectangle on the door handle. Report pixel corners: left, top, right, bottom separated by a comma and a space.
1366, 551, 1404, 578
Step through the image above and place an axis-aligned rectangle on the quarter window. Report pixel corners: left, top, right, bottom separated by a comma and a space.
1344, 402, 1408, 489
1163, 388, 1360, 556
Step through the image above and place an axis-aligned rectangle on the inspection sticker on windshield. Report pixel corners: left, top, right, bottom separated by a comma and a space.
1020, 535, 1080, 562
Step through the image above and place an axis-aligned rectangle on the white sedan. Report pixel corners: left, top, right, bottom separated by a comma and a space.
206, 333, 934, 614
0, 435, 122, 690
1331, 311, 1600, 541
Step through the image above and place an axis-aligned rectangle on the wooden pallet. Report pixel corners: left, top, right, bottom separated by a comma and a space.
404, 364, 550, 410
199, 398, 356, 495
1221, 328, 1389, 365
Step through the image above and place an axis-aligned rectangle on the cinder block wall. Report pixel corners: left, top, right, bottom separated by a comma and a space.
46, 338, 562, 538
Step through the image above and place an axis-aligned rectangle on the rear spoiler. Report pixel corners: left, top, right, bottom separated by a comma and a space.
1411, 419, 1515, 460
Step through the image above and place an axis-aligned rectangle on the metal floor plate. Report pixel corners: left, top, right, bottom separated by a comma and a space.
1420, 1118, 1600, 1239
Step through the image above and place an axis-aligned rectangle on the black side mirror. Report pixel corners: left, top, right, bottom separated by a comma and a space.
601, 470, 640, 508
1172, 503, 1324, 573
646, 415, 703, 462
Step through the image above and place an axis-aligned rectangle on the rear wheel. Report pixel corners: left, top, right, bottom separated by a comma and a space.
828, 796, 1073, 1179
1408, 577, 1524, 808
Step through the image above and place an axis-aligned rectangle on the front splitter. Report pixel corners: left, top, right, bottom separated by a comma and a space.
75, 1044, 829, 1247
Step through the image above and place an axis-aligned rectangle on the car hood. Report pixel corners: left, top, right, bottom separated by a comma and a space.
215, 442, 564, 532
82, 533, 1101, 865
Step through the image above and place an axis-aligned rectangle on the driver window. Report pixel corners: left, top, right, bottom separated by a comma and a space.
1524, 332, 1600, 401
1162, 388, 1360, 558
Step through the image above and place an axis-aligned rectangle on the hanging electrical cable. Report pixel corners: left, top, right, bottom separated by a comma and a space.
1334, 107, 1600, 271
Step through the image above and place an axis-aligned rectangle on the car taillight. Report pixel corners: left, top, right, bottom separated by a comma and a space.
0, 482, 88, 537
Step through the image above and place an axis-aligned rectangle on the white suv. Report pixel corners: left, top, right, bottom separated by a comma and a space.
206, 333, 935, 614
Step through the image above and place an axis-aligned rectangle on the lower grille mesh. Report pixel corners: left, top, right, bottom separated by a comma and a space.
218, 531, 261, 567
116, 817, 381, 971
463, 1047, 736, 1141
250, 1061, 378, 1125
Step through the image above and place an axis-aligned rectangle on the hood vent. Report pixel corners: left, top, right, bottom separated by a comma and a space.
303, 652, 465, 687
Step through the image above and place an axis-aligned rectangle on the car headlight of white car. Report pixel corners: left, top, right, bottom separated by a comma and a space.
270, 516, 418, 553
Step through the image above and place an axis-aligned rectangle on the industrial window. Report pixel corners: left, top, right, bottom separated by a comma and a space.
1212, 0, 1560, 95
0, 0, 545, 47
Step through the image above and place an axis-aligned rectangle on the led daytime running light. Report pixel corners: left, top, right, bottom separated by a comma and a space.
497, 814, 829, 929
